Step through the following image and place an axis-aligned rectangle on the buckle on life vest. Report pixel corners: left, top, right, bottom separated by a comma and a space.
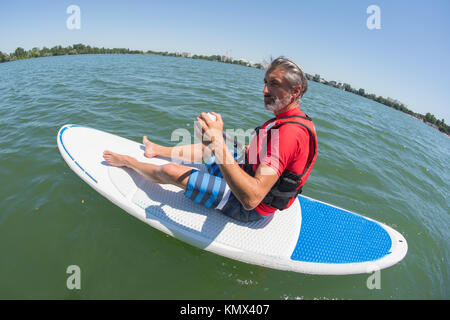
261, 170, 303, 210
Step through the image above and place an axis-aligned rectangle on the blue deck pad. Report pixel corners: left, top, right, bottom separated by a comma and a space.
291, 196, 392, 264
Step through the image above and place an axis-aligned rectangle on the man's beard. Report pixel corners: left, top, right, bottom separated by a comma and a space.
264, 94, 291, 111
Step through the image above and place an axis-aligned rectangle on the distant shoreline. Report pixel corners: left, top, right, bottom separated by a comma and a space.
1, 44, 448, 136
0, 44, 264, 70
304, 74, 449, 136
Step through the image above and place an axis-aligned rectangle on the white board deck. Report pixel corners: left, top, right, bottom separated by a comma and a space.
57, 124, 408, 275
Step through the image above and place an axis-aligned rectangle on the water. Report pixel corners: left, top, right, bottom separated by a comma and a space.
0, 54, 448, 299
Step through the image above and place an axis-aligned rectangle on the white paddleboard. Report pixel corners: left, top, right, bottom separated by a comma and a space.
57, 124, 408, 275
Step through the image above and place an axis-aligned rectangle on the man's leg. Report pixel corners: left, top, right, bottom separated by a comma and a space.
103, 150, 192, 190
103, 150, 263, 222
104, 149, 231, 209
143, 136, 210, 163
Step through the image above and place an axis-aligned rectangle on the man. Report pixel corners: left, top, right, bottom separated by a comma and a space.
103, 57, 317, 222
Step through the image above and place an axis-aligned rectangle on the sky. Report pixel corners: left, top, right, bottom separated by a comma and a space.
1, 0, 449, 122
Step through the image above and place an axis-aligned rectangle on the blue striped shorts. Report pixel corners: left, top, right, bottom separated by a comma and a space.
184, 155, 265, 222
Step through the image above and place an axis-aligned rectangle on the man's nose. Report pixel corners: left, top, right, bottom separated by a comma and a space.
263, 84, 269, 95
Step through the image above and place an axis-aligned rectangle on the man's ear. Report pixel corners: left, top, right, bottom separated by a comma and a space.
291, 85, 302, 101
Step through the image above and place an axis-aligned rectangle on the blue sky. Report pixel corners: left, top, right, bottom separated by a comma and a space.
1, 0, 449, 122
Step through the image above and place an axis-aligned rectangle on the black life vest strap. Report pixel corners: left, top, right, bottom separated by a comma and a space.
266, 186, 301, 198
266, 121, 316, 179
254, 115, 312, 134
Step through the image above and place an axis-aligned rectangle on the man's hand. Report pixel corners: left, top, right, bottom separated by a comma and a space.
196, 112, 279, 210
196, 112, 225, 150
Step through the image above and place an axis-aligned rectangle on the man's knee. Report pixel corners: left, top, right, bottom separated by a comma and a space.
159, 163, 191, 188
159, 162, 181, 176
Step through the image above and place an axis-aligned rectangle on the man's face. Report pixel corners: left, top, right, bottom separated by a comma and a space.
263, 67, 292, 111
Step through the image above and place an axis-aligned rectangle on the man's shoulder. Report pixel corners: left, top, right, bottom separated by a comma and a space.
276, 120, 311, 137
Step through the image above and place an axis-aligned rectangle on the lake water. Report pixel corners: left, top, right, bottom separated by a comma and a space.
0, 54, 448, 299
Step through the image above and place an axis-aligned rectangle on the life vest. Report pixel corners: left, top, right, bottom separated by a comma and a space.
242, 114, 318, 210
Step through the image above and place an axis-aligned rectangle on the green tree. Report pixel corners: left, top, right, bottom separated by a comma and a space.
30, 47, 41, 58
14, 47, 26, 59
425, 112, 437, 124
40, 47, 50, 56
0, 51, 10, 62
73, 43, 86, 53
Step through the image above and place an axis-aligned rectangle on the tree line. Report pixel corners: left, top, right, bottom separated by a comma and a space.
0, 44, 263, 69
0, 44, 142, 62
306, 74, 449, 136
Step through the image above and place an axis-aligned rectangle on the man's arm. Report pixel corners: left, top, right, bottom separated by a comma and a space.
214, 140, 279, 210
197, 112, 278, 210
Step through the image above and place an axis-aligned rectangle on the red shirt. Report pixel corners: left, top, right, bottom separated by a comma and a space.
246, 106, 311, 216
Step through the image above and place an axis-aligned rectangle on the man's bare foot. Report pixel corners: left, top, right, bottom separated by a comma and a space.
103, 150, 132, 167
143, 136, 158, 158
